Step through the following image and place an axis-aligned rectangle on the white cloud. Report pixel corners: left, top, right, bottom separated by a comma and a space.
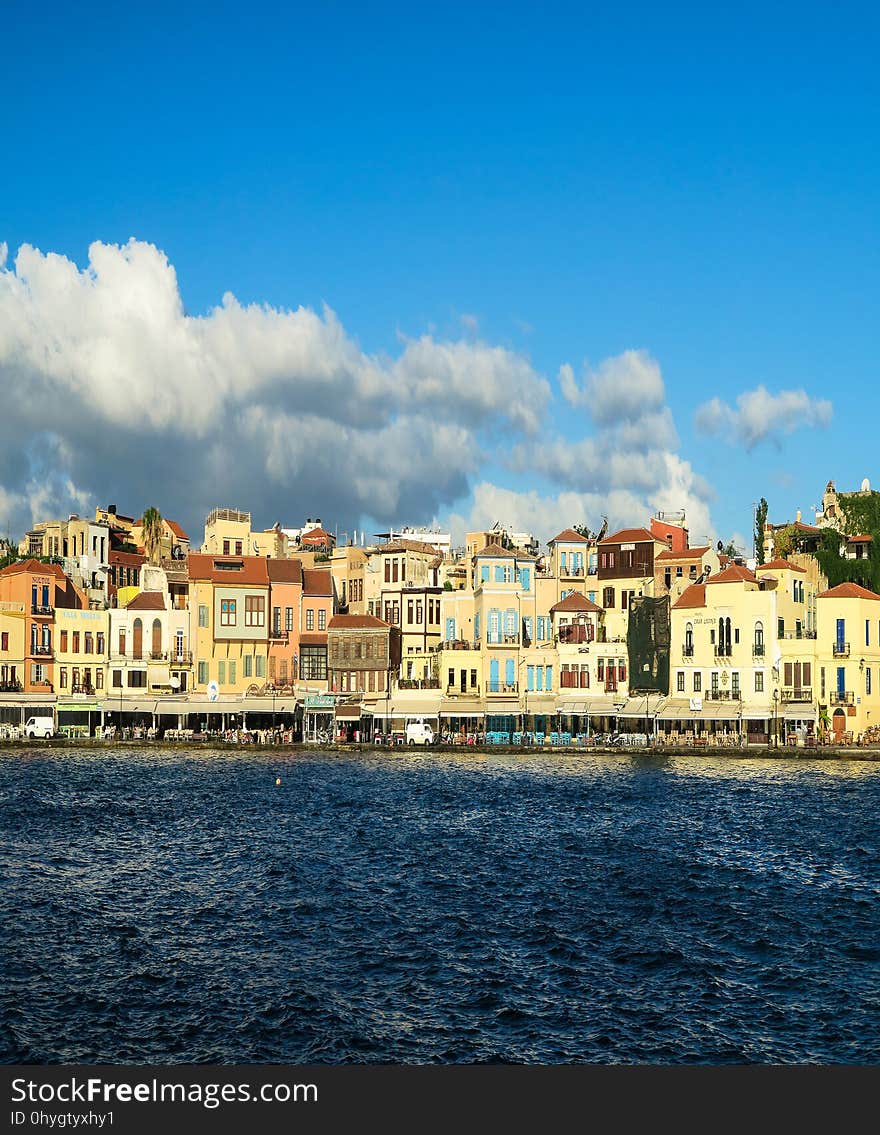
559, 349, 666, 423
0, 238, 550, 538
694, 386, 833, 448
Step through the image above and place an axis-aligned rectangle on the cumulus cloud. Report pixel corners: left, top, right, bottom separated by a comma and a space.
503, 349, 715, 546
0, 238, 550, 539
558, 349, 666, 423
694, 386, 833, 449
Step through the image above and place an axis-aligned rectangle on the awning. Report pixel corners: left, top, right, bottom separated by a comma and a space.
556, 700, 590, 714
57, 702, 99, 713
783, 705, 816, 720
616, 695, 666, 717
335, 704, 365, 720
439, 699, 484, 717
741, 705, 773, 720
389, 695, 442, 716
524, 694, 558, 712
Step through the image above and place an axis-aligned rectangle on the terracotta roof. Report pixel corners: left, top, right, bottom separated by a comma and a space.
301, 527, 334, 542
599, 527, 657, 545
549, 528, 589, 544
298, 632, 328, 645
672, 583, 706, 609
302, 568, 334, 596
847, 534, 873, 543
757, 558, 807, 574
109, 550, 145, 566
773, 520, 822, 534
817, 582, 880, 602
0, 559, 68, 579
125, 591, 166, 611
267, 559, 303, 585
328, 615, 391, 630
707, 564, 758, 585
187, 553, 269, 585
655, 545, 711, 561
475, 541, 513, 558
376, 538, 441, 555
550, 591, 603, 613
166, 519, 189, 541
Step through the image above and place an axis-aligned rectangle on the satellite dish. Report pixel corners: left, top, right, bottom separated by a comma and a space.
207, 680, 219, 702
169, 676, 180, 689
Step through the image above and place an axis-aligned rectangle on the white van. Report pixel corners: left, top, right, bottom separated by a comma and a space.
405, 721, 434, 745
25, 716, 55, 739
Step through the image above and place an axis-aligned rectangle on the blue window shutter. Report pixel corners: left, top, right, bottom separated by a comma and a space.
546, 666, 553, 690
446, 618, 456, 641
527, 666, 535, 691
536, 667, 544, 691
520, 568, 530, 590
505, 657, 515, 686
490, 659, 500, 691
481, 565, 489, 582
474, 612, 480, 641
495, 565, 504, 583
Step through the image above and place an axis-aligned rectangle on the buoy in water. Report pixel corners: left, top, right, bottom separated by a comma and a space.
275, 777, 281, 786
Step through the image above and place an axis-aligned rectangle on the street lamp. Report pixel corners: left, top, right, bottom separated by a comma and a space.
772, 687, 779, 749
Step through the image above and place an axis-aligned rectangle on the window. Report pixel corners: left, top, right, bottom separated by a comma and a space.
285, 607, 293, 632
684, 623, 693, 656
220, 599, 236, 626
755, 670, 764, 692
127, 670, 146, 688
306, 609, 315, 631
199, 605, 209, 628
602, 587, 615, 608
223, 540, 230, 555
84, 633, 93, 654
693, 672, 702, 692
318, 609, 326, 631
95, 669, 103, 690
732, 672, 740, 697
229, 661, 236, 686
218, 661, 226, 685
867, 667, 872, 696
545, 666, 553, 691
273, 606, 281, 634
59, 667, 68, 689
300, 645, 327, 681
198, 660, 208, 684
235, 541, 243, 556
778, 618, 784, 638
481, 565, 489, 583
677, 671, 685, 692
519, 568, 530, 590
72, 632, 80, 653
867, 620, 871, 648
256, 655, 265, 678
470, 668, 477, 689
97, 632, 105, 655
60, 630, 68, 652
112, 669, 123, 688
245, 596, 265, 627
244, 655, 253, 678
495, 565, 505, 583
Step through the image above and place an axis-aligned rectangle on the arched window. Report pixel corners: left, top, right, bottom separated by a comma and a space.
754, 621, 764, 655
685, 622, 694, 655
132, 618, 143, 660
152, 619, 162, 658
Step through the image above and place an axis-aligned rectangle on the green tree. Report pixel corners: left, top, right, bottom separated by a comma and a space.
140, 506, 164, 566
573, 524, 592, 540
755, 498, 768, 564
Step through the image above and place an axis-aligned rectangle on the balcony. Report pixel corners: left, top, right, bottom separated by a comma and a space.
169, 651, 192, 666
70, 684, 96, 696
714, 646, 733, 657
833, 642, 850, 658
487, 682, 518, 694
830, 690, 855, 706
682, 644, 694, 657
398, 678, 441, 690
752, 643, 765, 656
781, 630, 817, 640
149, 650, 168, 661
781, 687, 812, 702
0, 680, 23, 693
561, 565, 585, 578
438, 639, 477, 651
558, 625, 593, 645
31, 644, 53, 656
31, 603, 54, 616
706, 689, 733, 700
269, 628, 289, 641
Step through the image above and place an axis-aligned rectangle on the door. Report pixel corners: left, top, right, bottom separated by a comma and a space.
832, 708, 845, 740
152, 619, 162, 659
836, 618, 845, 653
837, 666, 845, 698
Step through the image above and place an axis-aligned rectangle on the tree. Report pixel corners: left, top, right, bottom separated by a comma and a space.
140, 506, 164, 565
755, 498, 768, 564
573, 524, 592, 540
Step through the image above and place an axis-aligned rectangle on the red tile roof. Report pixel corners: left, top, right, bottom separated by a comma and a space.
708, 564, 758, 585
672, 583, 706, 609
550, 591, 603, 613
655, 545, 711, 561
475, 541, 513, 557
818, 582, 880, 602
377, 538, 442, 555
126, 591, 166, 611
267, 559, 303, 585
757, 558, 807, 574
298, 632, 328, 645
166, 519, 189, 541
187, 553, 269, 585
302, 568, 334, 596
301, 527, 334, 542
328, 615, 391, 630
599, 527, 657, 545
847, 534, 873, 543
549, 528, 589, 544
0, 559, 68, 579
109, 550, 146, 566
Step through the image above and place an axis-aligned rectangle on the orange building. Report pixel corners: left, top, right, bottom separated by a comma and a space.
0, 560, 86, 693
267, 558, 303, 688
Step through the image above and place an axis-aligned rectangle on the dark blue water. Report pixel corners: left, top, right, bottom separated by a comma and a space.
1, 748, 878, 1064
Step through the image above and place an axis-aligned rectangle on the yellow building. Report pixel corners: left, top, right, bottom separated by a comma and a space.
188, 554, 271, 695
815, 582, 880, 743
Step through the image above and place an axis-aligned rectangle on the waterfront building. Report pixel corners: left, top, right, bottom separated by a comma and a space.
596, 526, 667, 642
20, 514, 111, 607
188, 553, 271, 695
363, 539, 443, 668
266, 558, 303, 688
300, 569, 333, 689
815, 582, 880, 742
0, 560, 86, 695
329, 545, 368, 615
654, 544, 720, 606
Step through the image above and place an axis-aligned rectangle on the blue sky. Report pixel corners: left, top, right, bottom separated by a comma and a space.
1, 1, 877, 551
